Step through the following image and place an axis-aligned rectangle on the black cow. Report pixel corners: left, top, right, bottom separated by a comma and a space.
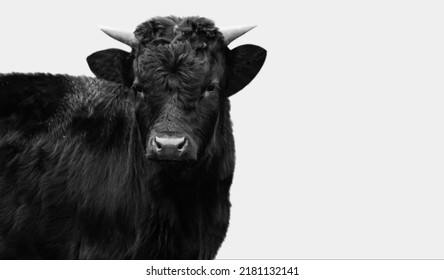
0, 16, 266, 259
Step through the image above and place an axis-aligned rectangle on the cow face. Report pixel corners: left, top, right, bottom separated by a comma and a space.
87, 16, 266, 164
134, 41, 224, 163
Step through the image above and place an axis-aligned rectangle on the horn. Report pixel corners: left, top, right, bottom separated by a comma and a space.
220, 25, 257, 45
99, 25, 139, 47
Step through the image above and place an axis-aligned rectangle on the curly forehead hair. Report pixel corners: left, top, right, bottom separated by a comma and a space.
132, 16, 227, 93
133, 16, 225, 48
136, 42, 209, 92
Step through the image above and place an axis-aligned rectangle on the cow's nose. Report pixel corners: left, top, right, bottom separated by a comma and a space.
154, 136, 187, 153
147, 135, 196, 161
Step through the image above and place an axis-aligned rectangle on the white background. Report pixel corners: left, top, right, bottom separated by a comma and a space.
0, 0, 443, 259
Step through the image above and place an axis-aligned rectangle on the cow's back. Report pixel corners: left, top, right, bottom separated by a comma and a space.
0, 73, 103, 138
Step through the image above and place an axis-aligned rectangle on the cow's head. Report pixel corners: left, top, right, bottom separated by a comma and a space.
87, 16, 266, 164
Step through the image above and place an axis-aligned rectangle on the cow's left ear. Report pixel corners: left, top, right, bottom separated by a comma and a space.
87, 48, 134, 87
225, 44, 267, 97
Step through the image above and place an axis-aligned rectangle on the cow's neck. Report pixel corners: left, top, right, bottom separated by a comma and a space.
132, 159, 230, 259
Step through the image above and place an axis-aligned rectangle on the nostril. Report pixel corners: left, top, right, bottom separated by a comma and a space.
177, 138, 187, 151
154, 137, 162, 150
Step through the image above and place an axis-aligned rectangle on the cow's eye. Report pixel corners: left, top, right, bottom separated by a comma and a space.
131, 84, 144, 98
206, 82, 220, 92
133, 83, 142, 92
206, 85, 216, 92
133, 84, 154, 96
202, 83, 219, 98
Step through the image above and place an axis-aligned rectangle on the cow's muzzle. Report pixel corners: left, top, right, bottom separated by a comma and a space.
146, 133, 197, 162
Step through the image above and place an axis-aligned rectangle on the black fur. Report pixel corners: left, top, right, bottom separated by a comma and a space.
0, 16, 266, 259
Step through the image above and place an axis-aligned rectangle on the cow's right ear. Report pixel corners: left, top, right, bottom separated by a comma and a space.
87, 48, 134, 86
